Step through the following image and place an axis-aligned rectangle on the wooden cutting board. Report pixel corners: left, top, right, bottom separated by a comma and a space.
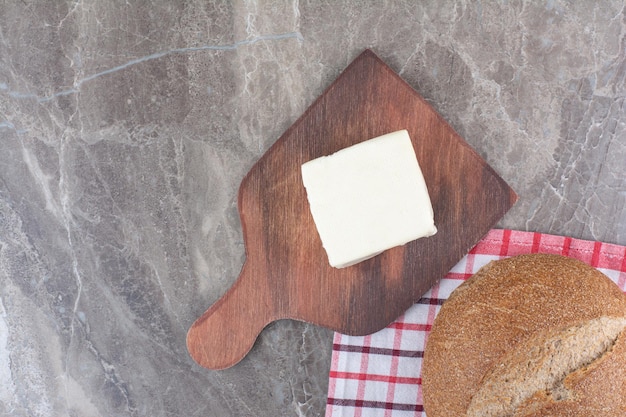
187, 49, 517, 370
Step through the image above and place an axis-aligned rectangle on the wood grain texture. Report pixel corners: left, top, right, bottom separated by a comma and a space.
186, 49, 517, 370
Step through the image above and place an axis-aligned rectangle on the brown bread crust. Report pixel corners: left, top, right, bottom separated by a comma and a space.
422, 253, 626, 417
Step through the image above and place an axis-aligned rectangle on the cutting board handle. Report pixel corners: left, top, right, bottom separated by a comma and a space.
186, 261, 271, 370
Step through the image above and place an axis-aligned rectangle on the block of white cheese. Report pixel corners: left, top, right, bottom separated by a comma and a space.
301, 130, 437, 268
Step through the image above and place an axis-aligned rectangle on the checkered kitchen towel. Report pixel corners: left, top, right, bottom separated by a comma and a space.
326, 229, 626, 417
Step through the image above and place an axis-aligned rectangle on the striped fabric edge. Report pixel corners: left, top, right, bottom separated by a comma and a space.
326, 229, 626, 417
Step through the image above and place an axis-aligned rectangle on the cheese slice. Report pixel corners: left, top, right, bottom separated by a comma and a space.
301, 130, 437, 268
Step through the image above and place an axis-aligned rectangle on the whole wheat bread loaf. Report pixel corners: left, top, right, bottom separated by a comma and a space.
422, 253, 626, 417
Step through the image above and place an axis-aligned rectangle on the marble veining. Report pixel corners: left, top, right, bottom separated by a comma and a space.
4, 31, 304, 104
1, 1, 625, 416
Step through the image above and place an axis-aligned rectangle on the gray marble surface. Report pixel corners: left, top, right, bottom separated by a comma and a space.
0, 1, 624, 416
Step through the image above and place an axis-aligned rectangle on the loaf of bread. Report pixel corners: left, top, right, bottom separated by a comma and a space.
422, 253, 626, 417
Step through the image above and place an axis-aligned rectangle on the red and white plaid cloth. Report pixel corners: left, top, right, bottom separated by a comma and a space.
326, 229, 626, 417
